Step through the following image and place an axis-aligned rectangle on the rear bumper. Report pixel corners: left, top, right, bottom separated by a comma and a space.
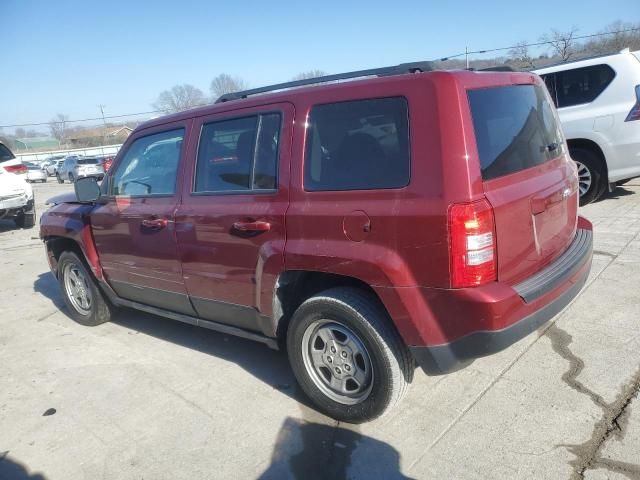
410, 220, 593, 375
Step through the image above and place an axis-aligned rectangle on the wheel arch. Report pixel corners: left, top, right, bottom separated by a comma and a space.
270, 270, 398, 346
567, 138, 608, 183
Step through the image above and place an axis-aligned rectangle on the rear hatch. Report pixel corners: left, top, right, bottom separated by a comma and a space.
468, 82, 578, 284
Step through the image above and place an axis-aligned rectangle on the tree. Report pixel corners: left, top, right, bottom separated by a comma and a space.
508, 41, 536, 69
540, 26, 579, 61
15, 127, 26, 138
291, 70, 327, 80
49, 114, 69, 144
152, 84, 206, 114
210, 74, 249, 99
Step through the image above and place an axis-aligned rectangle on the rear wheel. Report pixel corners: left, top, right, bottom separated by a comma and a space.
571, 148, 606, 206
57, 174, 64, 184
58, 251, 112, 326
287, 287, 413, 423
69, 173, 75, 183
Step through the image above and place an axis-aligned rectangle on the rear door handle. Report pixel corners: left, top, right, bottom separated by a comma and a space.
141, 218, 168, 229
232, 220, 271, 232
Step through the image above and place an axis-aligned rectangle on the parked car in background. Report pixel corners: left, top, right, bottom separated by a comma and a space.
41, 155, 66, 173
45, 158, 65, 176
0, 161, 35, 228
56, 156, 105, 183
534, 48, 640, 204
40, 63, 593, 422
0, 141, 28, 179
25, 163, 47, 183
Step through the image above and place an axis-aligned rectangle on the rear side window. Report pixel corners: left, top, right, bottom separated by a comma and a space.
542, 64, 615, 108
194, 113, 281, 193
0, 144, 15, 162
304, 97, 410, 191
468, 84, 563, 181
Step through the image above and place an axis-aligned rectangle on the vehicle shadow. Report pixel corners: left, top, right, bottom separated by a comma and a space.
0, 453, 47, 480
598, 184, 635, 202
32, 270, 317, 410
0, 218, 18, 233
258, 413, 415, 480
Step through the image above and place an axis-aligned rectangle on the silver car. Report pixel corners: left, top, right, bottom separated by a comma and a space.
56, 156, 105, 183
25, 163, 47, 183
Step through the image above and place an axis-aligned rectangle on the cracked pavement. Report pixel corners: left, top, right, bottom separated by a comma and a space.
1, 180, 639, 479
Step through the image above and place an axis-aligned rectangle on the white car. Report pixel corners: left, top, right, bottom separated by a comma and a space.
0, 154, 36, 229
46, 159, 65, 176
25, 163, 48, 183
0, 141, 28, 180
534, 48, 640, 204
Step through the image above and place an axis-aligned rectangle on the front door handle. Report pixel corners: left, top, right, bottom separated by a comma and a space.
141, 218, 168, 229
232, 220, 271, 232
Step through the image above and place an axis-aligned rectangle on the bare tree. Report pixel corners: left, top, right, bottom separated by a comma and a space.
152, 84, 207, 114
210, 74, 249, 99
48, 114, 69, 144
581, 20, 640, 54
291, 70, 327, 80
508, 41, 536, 69
540, 26, 579, 61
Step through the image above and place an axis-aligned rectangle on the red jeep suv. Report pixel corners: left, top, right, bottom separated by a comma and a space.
40, 62, 593, 423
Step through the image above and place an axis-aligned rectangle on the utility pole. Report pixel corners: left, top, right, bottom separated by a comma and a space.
99, 104, 107, 148
465, 46, 469, 69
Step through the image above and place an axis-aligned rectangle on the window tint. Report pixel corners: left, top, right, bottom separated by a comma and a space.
194, 113, 281, 192
542, 64, 615, 108
77, 158, 99, 165
304, 97, 410, 191
468, 85, 563, 181
111, 129, 184, 196
0, 144, 15, 162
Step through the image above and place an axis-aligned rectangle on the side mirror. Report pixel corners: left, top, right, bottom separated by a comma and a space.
74, 176, 101, 203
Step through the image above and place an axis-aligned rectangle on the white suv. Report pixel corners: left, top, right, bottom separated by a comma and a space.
534, 48, 640, 204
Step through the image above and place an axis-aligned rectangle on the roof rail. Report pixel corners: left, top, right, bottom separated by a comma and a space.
215, 61, 434, 103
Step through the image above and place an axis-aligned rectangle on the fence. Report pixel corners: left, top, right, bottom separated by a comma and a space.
15, 143, 123, 163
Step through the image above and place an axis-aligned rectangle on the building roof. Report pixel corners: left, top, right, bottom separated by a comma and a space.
66, 126, 133, 141
14, 137, 59, 150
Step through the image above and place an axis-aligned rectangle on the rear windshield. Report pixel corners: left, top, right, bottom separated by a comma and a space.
0, 144, 15, 162
468, 84, 562, 181
77, 158, 99, 165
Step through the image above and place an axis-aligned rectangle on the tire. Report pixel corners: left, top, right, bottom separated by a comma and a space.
69, 174, 74, 183
41, 178, 47, 183
287, 287, 413, 423
57, 174, 64, 184
57, 251, 113, 326
14, 210, 36, 229
571, 147, 606, 206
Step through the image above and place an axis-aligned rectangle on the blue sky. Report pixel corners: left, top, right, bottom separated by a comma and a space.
1, 0, 637, 133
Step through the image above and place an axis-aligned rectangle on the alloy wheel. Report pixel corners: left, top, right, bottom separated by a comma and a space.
63, 262, 93, 315
575, 161, 592, 197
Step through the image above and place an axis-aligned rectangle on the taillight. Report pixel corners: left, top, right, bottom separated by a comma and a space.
4, 164, 28, 175
625, 85, 640, 122
449, 199, 497, 288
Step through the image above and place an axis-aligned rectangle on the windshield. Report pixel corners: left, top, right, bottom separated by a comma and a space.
0, 144, 16, 162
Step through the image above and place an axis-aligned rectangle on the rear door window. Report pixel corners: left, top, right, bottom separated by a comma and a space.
194, 113, 281, 193
304, 97, 410, 191
468, 84, 563, 181
541, 64, 615, 108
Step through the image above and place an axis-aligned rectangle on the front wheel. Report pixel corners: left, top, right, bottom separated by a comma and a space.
14, 210, 36, 229
287, 287, 413, 423
58, 251, 113, 326
571, 148, 606, 206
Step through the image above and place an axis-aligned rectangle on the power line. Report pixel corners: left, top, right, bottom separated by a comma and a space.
2, 26, 639, 130
437, 26, 640, 61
